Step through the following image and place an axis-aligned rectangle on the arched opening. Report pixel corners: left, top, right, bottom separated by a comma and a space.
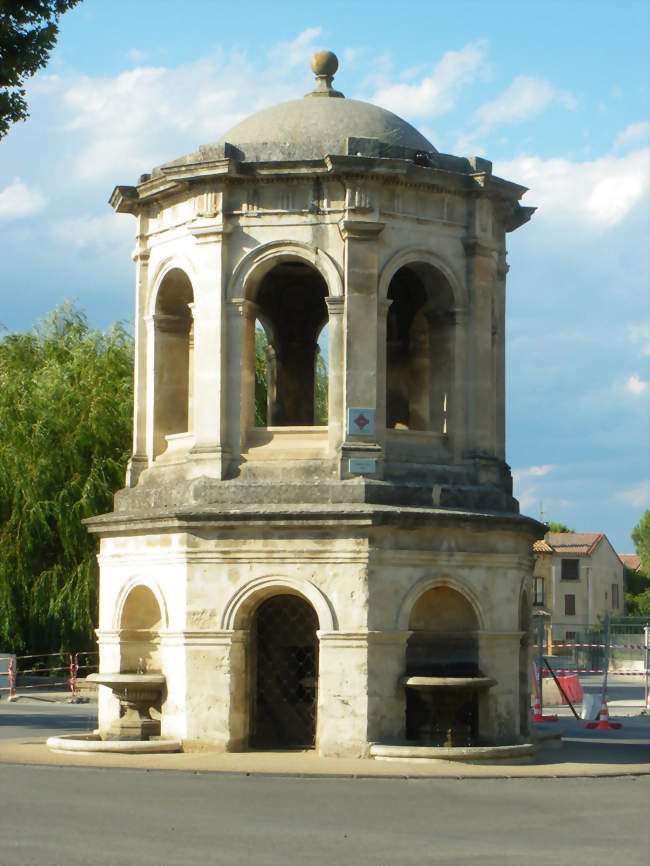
405, 586, 480, 744
250, 261, 328, 427
386, 264, 455, 433
152, 268, 194, 457
119, 584, 163, 674
250, 594, 319, 748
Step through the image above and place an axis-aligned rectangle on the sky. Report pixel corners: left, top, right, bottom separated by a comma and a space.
0, 0, 648, 552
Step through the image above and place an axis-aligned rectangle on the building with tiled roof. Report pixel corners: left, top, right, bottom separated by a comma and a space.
533, 532, 624, 644
618, 553, 642, 572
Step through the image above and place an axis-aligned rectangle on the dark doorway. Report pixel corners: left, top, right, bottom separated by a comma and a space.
251, 594, 318, 748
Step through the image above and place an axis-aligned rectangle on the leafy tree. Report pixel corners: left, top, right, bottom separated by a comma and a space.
0, 303, 133, 652
254, 326, 269, 427
254, 325, 328, 425
631, 509, 650, 576
0, 0, 81, 139
547, 522, 575, 533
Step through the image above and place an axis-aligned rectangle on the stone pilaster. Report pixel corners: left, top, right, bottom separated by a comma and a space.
125, 222, 150, 487
338, 218, 385, 478
187, 212, 231, 478
325, 296, 345, 456
478, 631, 524, 742
317, 630, 410, 756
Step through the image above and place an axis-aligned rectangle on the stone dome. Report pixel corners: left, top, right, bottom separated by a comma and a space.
216, 52, 436, 163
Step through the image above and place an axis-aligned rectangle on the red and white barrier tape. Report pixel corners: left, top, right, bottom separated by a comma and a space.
533, 642, 649, 651
539, 668, 648, 676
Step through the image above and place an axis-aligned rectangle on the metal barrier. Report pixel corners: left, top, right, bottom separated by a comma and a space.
0, 650, 99, 700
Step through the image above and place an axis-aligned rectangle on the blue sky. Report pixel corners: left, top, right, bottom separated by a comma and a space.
0, 0, 648, 551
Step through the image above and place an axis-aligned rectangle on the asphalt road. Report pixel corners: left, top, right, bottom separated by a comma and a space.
0, 764, 648, 866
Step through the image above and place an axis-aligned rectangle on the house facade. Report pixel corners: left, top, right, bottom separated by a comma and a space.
533, 532, 625, 643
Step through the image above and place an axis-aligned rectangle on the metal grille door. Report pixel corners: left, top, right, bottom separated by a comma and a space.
251, 594, 318, 748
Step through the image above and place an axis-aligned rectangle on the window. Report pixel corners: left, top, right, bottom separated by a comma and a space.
533, 576, 545, 606
561, 559, 579, 580
564, 594, 576, 616
565, 631, 577, 642
612, 584, 619, 609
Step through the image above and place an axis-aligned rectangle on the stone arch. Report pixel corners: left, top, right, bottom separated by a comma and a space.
378, 247, 467, 309
113, 578, 168, 674
112, 576, 169, 632
147, 264, 195, 457
228, 240, 343, 302
220, 575, 337, 631
395, 575, 485, 632
147, 255, 199, 319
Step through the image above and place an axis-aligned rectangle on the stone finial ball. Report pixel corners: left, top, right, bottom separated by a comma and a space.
311, 50, 339, 77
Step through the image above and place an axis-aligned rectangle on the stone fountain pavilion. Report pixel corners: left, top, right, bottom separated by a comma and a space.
87, 51, 543, 756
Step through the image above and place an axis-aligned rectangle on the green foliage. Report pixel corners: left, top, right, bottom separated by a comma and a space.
254, 325, 328, 425
0, 0, 81, 138
0, 303, 133, 652
254, 327, 268, 427
631, 509, 650, 576
625, 590, 650, 617
314, 350, 328, 425
547, 522, 575, 533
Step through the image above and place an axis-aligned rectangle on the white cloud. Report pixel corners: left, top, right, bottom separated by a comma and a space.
614, 121, 650, 150
514, 464, 554, 479
616, 480, 650, 508
50, 213, 133, 249
58, 36, 320, 182
496, 146, 650, 231
628, 323, 650, 357
0, 177, 47, 220
473, 75, 575, 134
626, 374, 648, 395
267, 27, 322, 69
127, 48, 148, 63
371, 41, 486, 119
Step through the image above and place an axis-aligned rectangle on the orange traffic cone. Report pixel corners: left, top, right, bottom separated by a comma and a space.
583, 693, 621, 730
532, 694, 558, 723
531, 662, 558, 723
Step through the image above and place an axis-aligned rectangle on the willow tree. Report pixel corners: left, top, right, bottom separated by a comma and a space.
0, 304, 133, 652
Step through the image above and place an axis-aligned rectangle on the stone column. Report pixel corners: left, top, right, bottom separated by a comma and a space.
125, 225, 150, 487
450, 308, 468, 461
188, 220, 231, 478
463, 237, 498, 459
375, 298, 392, 441
494, 256, 507, 461
95, 629, 121, 737
317, 630, 410, 756
366, 631, 411, 744
226, 299, 259, 459
338, 218, 385, 478
325, 296, 345, 456
478, 631, 524, 742
160, 629, 248, 749
317, 631, 370, 757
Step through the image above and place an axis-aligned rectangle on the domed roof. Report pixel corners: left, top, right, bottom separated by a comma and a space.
217, 51, 435, 162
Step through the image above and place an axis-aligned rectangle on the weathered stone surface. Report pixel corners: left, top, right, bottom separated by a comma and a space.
91, 50, 543, 757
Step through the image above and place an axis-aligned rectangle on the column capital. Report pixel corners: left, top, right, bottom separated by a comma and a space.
228, 298, 259, 321
325, 295, 345, 315
338, 218, 385, 241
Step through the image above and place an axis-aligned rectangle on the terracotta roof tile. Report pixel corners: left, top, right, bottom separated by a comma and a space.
619, 553, 642, 571
546, 532, 604, 556
533, 539, 553, 553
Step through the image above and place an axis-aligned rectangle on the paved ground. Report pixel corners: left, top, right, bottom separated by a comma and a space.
1, 687, 649, 778
0, 686, 648, 865
0, 765, 647, 866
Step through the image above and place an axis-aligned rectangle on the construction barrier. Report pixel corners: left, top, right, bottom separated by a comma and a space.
0, 650, 98, 700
